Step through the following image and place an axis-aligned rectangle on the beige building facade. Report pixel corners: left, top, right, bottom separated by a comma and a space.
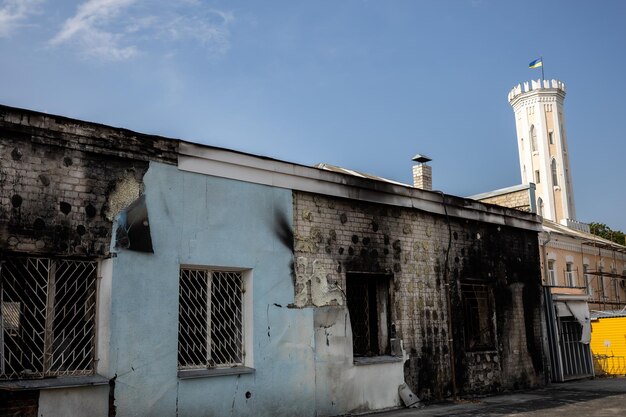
473, 79, 626, 313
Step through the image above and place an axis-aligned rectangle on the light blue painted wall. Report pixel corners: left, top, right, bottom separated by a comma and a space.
106, 162, 316, 417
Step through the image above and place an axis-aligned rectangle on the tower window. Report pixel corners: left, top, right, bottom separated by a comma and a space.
549, 131, 554, 144
535, 170, 540, 184
530, 125, 538, 152
537, 197, 544, 217
551, 159, 558, 186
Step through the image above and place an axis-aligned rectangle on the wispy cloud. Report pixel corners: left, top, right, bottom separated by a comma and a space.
50, 0, 235, 62
50, 0, 137, 61
159, 9, 234, 55
0, 0, 44, 37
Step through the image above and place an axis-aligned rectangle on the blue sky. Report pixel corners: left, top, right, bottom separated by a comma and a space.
1, 0, 625, 231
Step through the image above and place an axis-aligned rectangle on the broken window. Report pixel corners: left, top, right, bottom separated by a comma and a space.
0, 256, 98, 380
346, 273, 391, 357
178, 268, 245, 369
461, 281, 495, 351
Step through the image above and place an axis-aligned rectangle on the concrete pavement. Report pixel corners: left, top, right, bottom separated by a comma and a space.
358, 377, 626, 417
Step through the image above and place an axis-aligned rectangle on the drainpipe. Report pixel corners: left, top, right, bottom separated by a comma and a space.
438, 192, 457, 399
541, 231, 553, 383
542, 231, 552, 286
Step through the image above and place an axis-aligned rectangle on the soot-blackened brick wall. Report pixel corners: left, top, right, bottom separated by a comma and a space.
293, 191, 544, 400
0, 105, 177, 257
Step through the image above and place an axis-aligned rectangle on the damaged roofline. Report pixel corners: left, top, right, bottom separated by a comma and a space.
178, 142, 541, 231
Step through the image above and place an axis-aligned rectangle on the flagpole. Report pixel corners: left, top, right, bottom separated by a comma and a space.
541, 56, 545, 81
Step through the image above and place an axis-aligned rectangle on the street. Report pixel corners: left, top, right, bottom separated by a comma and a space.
363, 377, 626, 417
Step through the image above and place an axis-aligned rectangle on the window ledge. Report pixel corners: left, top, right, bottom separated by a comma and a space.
178, 366, 255, 379
0, 375, 109, 391
353, 355, 403, 366
466, 349, 498, 354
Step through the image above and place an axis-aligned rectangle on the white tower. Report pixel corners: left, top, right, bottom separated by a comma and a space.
508, 79, 576, 224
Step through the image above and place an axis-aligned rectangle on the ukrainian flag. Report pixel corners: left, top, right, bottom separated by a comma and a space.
529, 58, 543, 68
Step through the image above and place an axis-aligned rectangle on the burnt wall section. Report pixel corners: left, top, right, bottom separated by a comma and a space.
0, 105, 178, 257
292, 191, 543, 400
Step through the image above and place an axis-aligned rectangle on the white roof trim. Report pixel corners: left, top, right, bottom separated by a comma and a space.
177, 141, 541, 231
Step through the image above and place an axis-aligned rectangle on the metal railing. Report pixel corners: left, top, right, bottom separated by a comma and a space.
593, 354, 626, 376
1, 257, 97, 380
178, 268, 244, 369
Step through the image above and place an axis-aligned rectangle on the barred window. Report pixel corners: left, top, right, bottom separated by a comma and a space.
178, 268, 245, 370
346, 273, 391, 357
0, 257, 98, 380
461, 282, 495, 351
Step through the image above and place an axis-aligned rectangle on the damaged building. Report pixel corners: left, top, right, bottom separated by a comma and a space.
1, 104, 545, 417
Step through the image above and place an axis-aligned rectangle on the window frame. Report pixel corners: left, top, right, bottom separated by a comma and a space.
547, 260, 556, 286
0, 256, 98, 381
460, 280, 496, 352
551, 159, 559, 186
565, 262, 575, 287
346, 273, 393, 359
583, 264, 591, 296
530, 125, 538, 152
177, 266, 253, 378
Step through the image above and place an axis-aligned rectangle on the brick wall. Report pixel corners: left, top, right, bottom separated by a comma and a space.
0, 105, 177, 257
478, 189, 532, 212
293, 191, 544, 399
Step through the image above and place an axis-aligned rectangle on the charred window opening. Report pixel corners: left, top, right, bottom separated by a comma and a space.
461, 281, 495, 352
178, 268, 245, 369
0, 256, 97, 380
346, 273, 391, 357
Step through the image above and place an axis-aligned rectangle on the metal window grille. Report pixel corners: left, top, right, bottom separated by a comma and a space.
178, 268, 244, 369
346, 274, 391, 357
347, 277, 374, 356
461, 282, 495, 351
0, 257, 97, 380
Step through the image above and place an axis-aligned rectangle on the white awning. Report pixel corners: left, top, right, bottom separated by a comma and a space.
555, 300, 591, 344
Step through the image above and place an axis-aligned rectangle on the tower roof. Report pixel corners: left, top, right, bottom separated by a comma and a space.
508, 79, 566, 104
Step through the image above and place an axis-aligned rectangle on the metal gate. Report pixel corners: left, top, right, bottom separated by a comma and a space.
544, 288, 594, 381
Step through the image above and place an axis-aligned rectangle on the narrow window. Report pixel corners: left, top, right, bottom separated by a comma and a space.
611, 268, 618, 302
583, 264, 591, 296
178, 268, 245, 369
530, 125, 538, 152
347, 273, 391, 357
461, 281, 495, 351
0, 257, 98, 380
547, 260, 556, 285
566, 263, 574, 287
551, 159, 558, 186
535, 170, 541, 184
599, 267, 606, 297
537, 197, 544, 217
549, 131, 554, 144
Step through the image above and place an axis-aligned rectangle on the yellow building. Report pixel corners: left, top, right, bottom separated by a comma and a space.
590, 312, 626, 376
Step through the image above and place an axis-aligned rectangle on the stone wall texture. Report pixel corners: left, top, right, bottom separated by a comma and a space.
0, 105, 177, 257
293, 191, 544, 399
478, 189, 532, 212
